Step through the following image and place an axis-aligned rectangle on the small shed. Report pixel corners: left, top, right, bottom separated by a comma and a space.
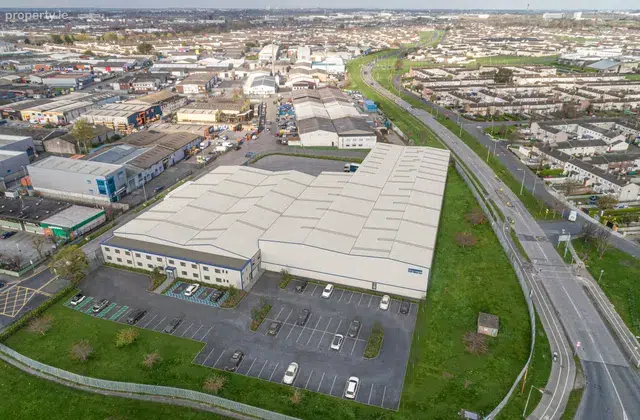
363, 100, 378, 112
477, 312, 499, 337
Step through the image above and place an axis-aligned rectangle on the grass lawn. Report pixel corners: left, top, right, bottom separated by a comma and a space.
0, 360, 227, 420
572, 239, 640, 335
468, 55, 559, 67
625, 74, 640, 80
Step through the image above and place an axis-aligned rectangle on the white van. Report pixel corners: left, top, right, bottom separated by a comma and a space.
184, 284, 200, 297
568, 210, 577, 222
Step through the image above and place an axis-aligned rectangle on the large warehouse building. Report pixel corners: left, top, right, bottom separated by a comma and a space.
101, 143, 450, 298
292, 87, 377, 149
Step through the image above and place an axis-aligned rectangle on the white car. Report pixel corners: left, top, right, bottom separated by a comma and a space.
330, 334, 344, 351
184, 284, 200, 297
283, 362, 299, 385
379, 295, 390, 311
344, 376, 360, 399
321, 284, 334, 299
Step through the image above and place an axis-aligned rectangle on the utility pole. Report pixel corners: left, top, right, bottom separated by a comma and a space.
520, 169, 526, 195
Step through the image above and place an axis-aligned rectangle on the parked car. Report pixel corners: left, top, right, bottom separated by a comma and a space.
267, 321, 282, 336
0, 282, 5, 289
245, 151, 255, 158
0, 231, 16, 239
347, 320, 361, 338
344, 376, 360, 399
184, 284, 200, 297
400, 300, 410, 315
321, 284, 334, 299
283, 362, 299, 385
92, 299, 109, 313
296, 309, 310, 326
153, 186, 164, 194
126, 309, 147, 325
163, 317, 182, 333
70, 293, 85, 306
209, 290, 225, 303
295, 281, 307, 293
330, 334, 344, 351
225, 350, 244, 372
379, 295, 390, 311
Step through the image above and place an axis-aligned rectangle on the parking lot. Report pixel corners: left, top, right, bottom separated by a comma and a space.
0, 229, 45, 266
76, 265, 416, 410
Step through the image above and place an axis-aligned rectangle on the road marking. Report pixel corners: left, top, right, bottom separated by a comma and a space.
347, 292, 354, 304
202, 347, 216, 365
235, 356, 246, 374
338, 290, 344, 302
180, 322, 194, 337
305, 369, 314, 389
329, 375, 337, 395
358, 293, 364, 306
297, 315, 311, 342
201, 326, 213, 340
258, 360, 268, 378
381, 386, 386, 407
317, 372, 325, 391
190, 324, 203, 339
274, 307, 284, 321
306, 316, 322, 345
136, 312, 150, 325
368, 383, 374, 404
286, 323, 297, 340
153, 316, 166, 330
214, 350, 225, 368
311, 284, 318, 296
282, 308, 293, 325
117, 307, 133, 322
141, 314, 157, 328
351, 326, 362, 356
317, 317, 333, 348
247, 358, 257, 375
367, 295, 373, 307
37, 274, 59, 293
268, 363, 279, 381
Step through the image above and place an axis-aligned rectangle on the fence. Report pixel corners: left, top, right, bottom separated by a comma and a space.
0, 343, 299, 420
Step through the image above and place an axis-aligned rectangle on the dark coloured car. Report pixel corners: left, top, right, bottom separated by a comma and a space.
153, 186, 164, 193
126, 309, 147, 325
209, 290, 225, 303
234, 145, 241, 151
347, 319, 361, 338
400, 301, 410, 315
92, 299, 109, 313
296, 309, 310, 326
225, 350, 244, 372
0, 281, 5, 289
163, 317, 182, 334
0, 231, 16, 239
295, 281, 307, 293
70, 293, 85, 306
267, 321, 282, 336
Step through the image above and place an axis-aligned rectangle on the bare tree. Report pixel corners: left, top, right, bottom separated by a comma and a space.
559, 180, 583, 197
290, 388, 303, 405
455, 232, 477, 247
596, 195, 618, 211
142, 352, 162, 369
465, 208, 486, 225
32, 236, 47, 259
581, 222, 598, 244
203, 375, 226, 394
27, 314, 53, 336
593, 228, 612, 259
462, 331, 488, 355
69, 339, 93, 362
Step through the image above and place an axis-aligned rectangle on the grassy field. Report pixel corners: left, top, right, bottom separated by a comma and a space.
0, 360, 227, 420
625, 74, 640, 80
468, 55, 559, 67
572, 239, 640, 335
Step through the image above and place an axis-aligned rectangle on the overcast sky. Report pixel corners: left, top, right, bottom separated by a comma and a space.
0, 1, 632, 10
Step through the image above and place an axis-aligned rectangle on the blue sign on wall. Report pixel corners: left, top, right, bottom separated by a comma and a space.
408, 268, 423, 275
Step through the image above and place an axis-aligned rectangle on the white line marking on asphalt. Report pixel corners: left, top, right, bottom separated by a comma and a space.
235, 357, 246, 374
382, 386, 386, 407
274, 307, 284, 321
201, 326, 213, 340
358, 293, 364, 306
202, 347, 216, 365
317, 372, 325, 391
247, 358, 257, 375
136, 312, 150, 325
317, 317, 333, 348
268, 363, 279, 381
338, 290, 344, 302
214, 350, 225, 368
282, 308, 293, 325
190, 324, 203, 339
329, 375, 337, 395
117, 308, 133, 322
286, 323, 297, 340
141, 314, 157, 328
306, 316, 322, 345
305, 370, 314, 389
347, 292, 353, 304
153, 316, 166, 330
297, 315, 311, 342
180, 322, 194, 337
258, 360, 268, 378
367, 295, 373, 307
368, 383, 374, 404
311, 285, 318, 296
351, 326, 362, 356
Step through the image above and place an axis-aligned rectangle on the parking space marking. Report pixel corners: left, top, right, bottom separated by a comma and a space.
358, 293, 364, 305
282, 308, 293, 325
153, 316, 166, 331
337, 290, 344, 302
214, 350, 225, 368
305, 370, 314, 389
285, 322, 297, 340
397, 301, 402, 314
317, 372, 325, 392
247, 358, 257, 375
273, 307, 284, 321
351, 325, 362, 356
382, 386, 386, 407
201, 326, 213, 340
317, 317, 333, 348
268, 363, 279, 381
347, 292, 354, 304
136, 312, 150, 326
329, 375, 337, 395
296, 315, 311, 342
235, 356, 246, 374
180, 322, 194, 337
117, 307, 133, 322
311, 284, 318, 296
368, 383, 374, 404
258, 360, 268, 378
367, 295, 373, 307
202, 347, 216, 365
306, 316, 322, 345
141, 314, 157, 328
190, 325, 203, 339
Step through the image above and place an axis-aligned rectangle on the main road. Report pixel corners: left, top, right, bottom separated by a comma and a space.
362, 60, 640, 420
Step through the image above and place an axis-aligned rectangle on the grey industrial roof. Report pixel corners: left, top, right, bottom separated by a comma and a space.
587, 60, 619, 70
41, 205, 104, 228
298, 117, 336, 134
127, 145, 174, 170
119, 130, 200, 149
333, 116, 374, 136
90, 144, 148, 165
179, 72, 216, 84
0, 196, 70, 223
29, 156, 122, 176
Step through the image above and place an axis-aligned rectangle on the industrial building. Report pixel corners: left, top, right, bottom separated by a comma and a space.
126, 90, 188, 115
176, 73, 216, 94
176, 100, 253, 125
81, 103, 162, 132
28, 156, 127, 204
292, 87, 377, 149
41, 73, 93, 89
244, 72, 278, 96
40, 205, 106, 240
101, 143, 450, 298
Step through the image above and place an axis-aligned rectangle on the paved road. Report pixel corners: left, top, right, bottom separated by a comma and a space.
363, 60, 640, 420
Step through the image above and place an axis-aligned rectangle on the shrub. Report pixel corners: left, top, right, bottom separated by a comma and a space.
69, 339, 93, 362
462, 331, 488, 355
290, 388, 303, 405
364, 322, 384, 358
27, 314, 53, 336
455, 232, 477, 247
203, 375, 226, 394
115, 328, 139, 348
250, 298, 272, 331
278, 269, 292, 289
465, 208, 486, 225
142, 352, 161, 369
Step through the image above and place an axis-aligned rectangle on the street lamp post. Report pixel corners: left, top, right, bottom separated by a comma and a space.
598, 269, 604, 283
519, 168, 526, 196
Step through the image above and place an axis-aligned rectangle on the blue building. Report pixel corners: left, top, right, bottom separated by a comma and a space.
363, 100, 378, 112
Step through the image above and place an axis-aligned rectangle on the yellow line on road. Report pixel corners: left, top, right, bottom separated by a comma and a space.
38, 274, 59, 293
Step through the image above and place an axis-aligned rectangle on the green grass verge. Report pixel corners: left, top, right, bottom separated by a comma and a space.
625, 74, 640, 80
560, 387, 585, 420
0, 360, 228, 420
510, 229, 531, 263
363, 322, 383, 359
468, 55, 559, 67
572, 239, 640, 335
84, 221, 115, 242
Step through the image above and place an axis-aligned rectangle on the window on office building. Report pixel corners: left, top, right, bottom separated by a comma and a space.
182, 271, 187, 276
193, 273, 199, 278
191, 264, 197, 269
137, 262, 142, 267
203, 266, 209, 271
146, 255, 151, 260
168, 259, 174, 264
127, 260, 132, 264
204, 275, 210, 280
115, 249, 120, 254
157, 257, 162, 262
216, 278, 222, 283
124, 251, 130, 256
180, 262, 186, 267
104, 247, 110, 252
116, 258, 122, 262
106, 256, 112, 261
214, 268, 220, 273
135, 253, 141, 258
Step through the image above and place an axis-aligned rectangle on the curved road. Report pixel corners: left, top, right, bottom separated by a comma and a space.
362, 60, 640, 420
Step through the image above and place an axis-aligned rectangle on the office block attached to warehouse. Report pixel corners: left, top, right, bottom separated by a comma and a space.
102, 143, 450, 298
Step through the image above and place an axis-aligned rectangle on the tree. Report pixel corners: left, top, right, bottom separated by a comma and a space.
593, 228, 612, 259
203, 375, 226, 394
581, 222, 598, 244
48, 245, 89, 284
103, 32, 118, 42
462, 331, 488, 355
394, 59, 403, 71
414, 82, 424, 92
83, 49, 94, 56
64, 35, 74, 44
560, 102, 578, 119
70, 339, 93, 362
455, 232, 477, 247
559, 180, 583, 197
465, 208, 486, 225
596, 195, 618, 211
70, 120, 96, 153
32, 236, 47, 259
494, 68, 514, 84
142, 352, 162, 369
49, 34, 64, 44
115, 328, 139, 348
27, 314, 53, 336
137, 42, 154, 55
23, 38, 31, 44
